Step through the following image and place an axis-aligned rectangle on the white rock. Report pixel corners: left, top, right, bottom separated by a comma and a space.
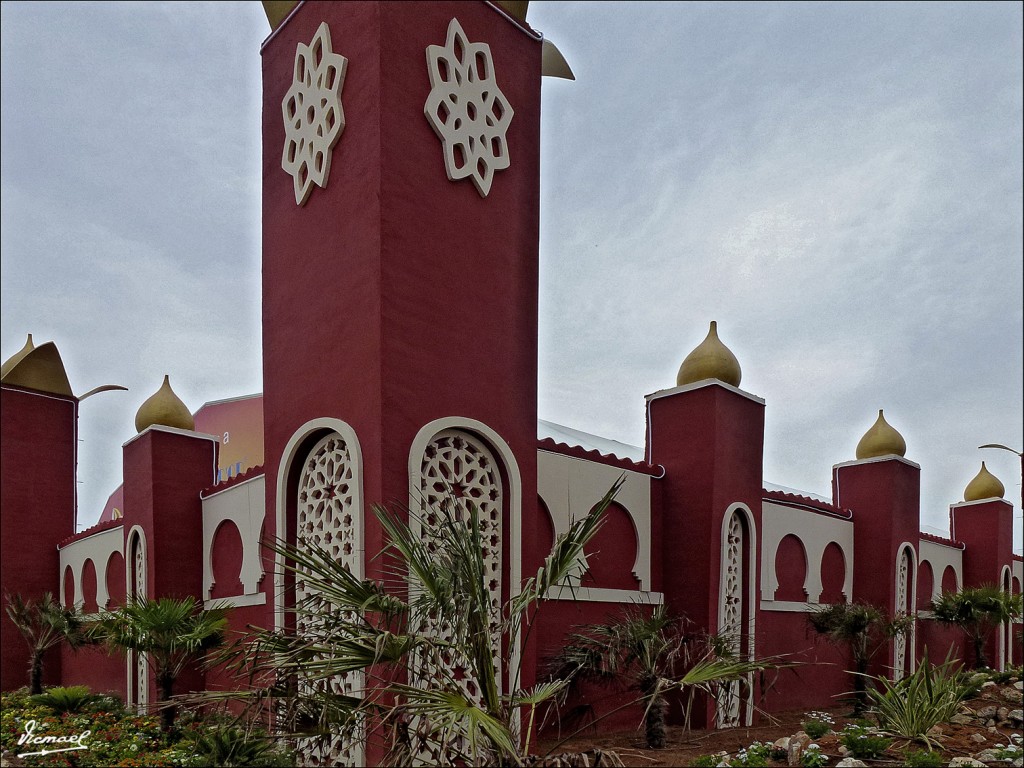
773, 737, 791, 751
835, 759, 868, 767
1014, 680, 1023, 691
948, 758, 986, 767
969, 732, 986, 743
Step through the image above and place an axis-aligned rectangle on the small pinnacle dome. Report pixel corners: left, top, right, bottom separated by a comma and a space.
855, 410, 907, 459
963, 462, 1004, 501
134, 375, 194, 433
676, 321, 742, 387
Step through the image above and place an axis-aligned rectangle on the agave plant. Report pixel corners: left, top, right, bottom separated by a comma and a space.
90, 595, 228, 731
4, 591, 90, 694
214, 480, 625, 766
864, 649, 970, 750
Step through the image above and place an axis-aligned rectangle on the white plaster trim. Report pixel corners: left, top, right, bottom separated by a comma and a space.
59, 525, 124, 610
546, 586, 663, 604
197, 392, 262, 410
759, 600, 817, 613
918, 539, 963, 603
205, 592, 266, 610
999, 565, 1012, 670
275, 418, 364, 632
122, 424, 220, 447
760, 501, 854, 604
537, 450, 653, 591
203, 475, 267, 602
201, 473, 263, 500
644, 379, 765, 406
718, 503, 757, 727
408, 417, 523, 690
949, 497, 1010, 509
832, 455, 921, 471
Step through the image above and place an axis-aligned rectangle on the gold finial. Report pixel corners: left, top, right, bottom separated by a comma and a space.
1, 334, 35, 379
135, 375, 195, 433
855, 409, 907, 459
676, 321, 742, 387
963, 461, 1004, 501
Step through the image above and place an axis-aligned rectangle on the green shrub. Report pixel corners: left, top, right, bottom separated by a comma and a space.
730, 741, 773, 766
30, 684, 101, 713
839, 723, 891, 759
689, 755, 721, 768
801, 710, 833, 739
1, 687, 293, 768
800, 744, 829, 768
866, 651, 970, 749
903, 748, 945, 766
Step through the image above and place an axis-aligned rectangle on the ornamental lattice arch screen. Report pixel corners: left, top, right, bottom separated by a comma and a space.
893, 543, 917, 680
716, 504, 757, 728
274, 419, 365, 767
407, 418, 524, 690
125, 526, 148, 711
413, 428, 505, 696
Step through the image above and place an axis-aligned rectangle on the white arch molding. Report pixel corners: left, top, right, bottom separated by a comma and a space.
274, 417, 365, 767
999, 565, 1012, 670
717, 503, 757, 728
125, 525, 148, 710
893, 543, 918, 679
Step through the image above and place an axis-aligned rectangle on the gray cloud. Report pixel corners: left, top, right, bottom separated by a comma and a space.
2, 2, 1020, 548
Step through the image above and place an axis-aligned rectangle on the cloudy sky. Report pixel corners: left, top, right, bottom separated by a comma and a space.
2, 1, 1021, 549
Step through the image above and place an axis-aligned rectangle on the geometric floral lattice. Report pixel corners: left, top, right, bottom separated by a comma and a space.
412, 429, 504, 763
893, 548, 912, 680
130, 533, 148, 711
281, 22, 348, 206
294, 433, 363, 766
424, 18, 513, 198
717, 511, 745, 728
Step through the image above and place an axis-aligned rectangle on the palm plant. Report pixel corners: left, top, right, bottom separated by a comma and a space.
550, 607, 774, 749
90, 595, 228, 731
806, 602, 913, 715
930, 585, 1023, 669
4, 591, 89, 694
214, 480, 624, 766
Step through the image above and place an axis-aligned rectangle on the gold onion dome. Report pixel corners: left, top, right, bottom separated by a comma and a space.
676, 321, 742, 387
855, 410, 907, 459
963, 462, 1004, 501
135, 375, 194, 433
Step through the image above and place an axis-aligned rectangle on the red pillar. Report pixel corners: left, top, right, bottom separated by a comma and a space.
0, 385, 77, 691
646, 380, 765, 725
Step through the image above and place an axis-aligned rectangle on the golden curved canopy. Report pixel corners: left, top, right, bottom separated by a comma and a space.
0, 334, 74, 397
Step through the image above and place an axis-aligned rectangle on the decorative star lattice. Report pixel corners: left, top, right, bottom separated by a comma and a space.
281, 22, 348, 206
424, 18, 514, 198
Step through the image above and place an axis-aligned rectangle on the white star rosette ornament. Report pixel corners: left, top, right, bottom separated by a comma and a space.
281, 22, 348, 206
424, 18, 514, 198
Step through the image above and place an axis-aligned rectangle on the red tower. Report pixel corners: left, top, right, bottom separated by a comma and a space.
0, 337, 78, 691
833, 411, 920, 676
260, 4, 542, 760
645, 323, 765, 728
